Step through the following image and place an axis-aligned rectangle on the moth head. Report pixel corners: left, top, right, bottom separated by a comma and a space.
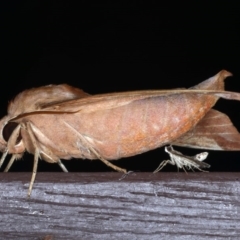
0, 116, 25, 154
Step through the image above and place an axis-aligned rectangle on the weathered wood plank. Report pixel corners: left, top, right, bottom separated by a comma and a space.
0, 172, 240, 239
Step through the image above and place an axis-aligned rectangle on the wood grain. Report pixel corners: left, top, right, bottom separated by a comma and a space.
0, 172, 240, 239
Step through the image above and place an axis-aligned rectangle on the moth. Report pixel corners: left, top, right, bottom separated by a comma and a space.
1, 69, 240, 197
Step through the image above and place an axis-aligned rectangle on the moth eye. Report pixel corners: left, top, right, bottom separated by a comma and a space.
2, 122, 22, 143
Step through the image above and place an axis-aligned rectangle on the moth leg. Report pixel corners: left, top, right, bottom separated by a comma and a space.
86, 145, 127, 173
39, 149, 69, 173
63, 121, 127, 174
57, 159, 68, 173
0, 150, 8, 169
26, 122, 41, 197
2, 124, 23, 171
4, 154, 16, 172
119, 171, 134, 180
28, 148, 40, 197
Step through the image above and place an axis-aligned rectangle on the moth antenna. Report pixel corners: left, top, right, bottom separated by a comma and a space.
62, 121, 127, 174
0, 150, 8, 169
4, 154, 16, 172
57, 159, 68, 172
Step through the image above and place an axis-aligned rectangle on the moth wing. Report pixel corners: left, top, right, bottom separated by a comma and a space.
40, 69, 240, 113
173, 109, 240, 150
40, 89, 240, 114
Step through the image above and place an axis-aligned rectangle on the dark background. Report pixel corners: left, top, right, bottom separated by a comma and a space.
1, 2, 240, 172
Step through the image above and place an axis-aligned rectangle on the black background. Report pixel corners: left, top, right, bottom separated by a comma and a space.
1, 2, 240, 172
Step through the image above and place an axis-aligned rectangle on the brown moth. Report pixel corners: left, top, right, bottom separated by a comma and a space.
1, 70, 240, 197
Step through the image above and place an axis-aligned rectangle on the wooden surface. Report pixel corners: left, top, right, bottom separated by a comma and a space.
0, 172, 240, 240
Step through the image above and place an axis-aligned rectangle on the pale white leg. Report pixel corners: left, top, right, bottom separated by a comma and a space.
153, 159, 175, 173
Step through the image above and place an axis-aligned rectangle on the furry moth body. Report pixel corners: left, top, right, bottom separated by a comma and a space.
1, 70, 240, 196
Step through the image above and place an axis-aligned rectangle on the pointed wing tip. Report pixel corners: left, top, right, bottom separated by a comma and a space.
218, 70, 233, 78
